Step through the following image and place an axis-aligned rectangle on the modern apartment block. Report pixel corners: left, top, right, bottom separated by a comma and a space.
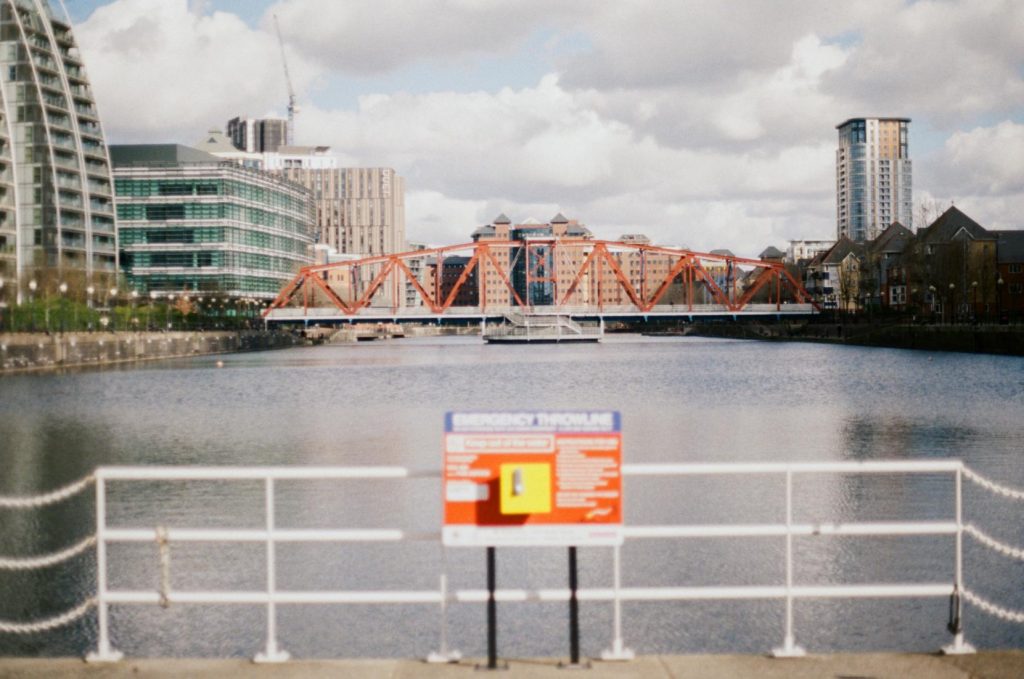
0, 0, 117, 301
227, 116, 289, 154
273, 165, 406, 256
110, 144, 314, 300
836, 117, 912, 243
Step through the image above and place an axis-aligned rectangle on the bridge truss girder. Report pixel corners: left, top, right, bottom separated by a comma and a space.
264, 240, 820, 317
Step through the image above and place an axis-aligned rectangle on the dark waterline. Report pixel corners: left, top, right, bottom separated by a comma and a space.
2, 336, 1023, 658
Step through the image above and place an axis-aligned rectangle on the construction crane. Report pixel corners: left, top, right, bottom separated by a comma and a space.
273, 14, 299, 146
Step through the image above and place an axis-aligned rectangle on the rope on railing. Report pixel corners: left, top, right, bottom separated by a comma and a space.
156, 526, 171, 608
0, 475, 95, 509
965, 524, 1024, 561
0, 598, 96, 634
0, 535, 96, 570
962, 466, 1024, 501
963, 589, 1024, 624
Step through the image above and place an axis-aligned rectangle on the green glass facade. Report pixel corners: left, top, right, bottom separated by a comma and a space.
113, 161, 314, 299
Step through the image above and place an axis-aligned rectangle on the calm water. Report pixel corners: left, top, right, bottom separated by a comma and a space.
2, 335, 1024, 659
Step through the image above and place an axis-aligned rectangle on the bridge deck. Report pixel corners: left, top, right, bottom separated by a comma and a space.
265, 303, 817, 324
4, 651, 1021, 678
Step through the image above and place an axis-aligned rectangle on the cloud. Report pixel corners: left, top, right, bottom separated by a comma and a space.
265, 0, 588, 75
821, 0, 1024, 128
916, 121, 1024, 230
71, 0, 1023, 254
76, 0, 321, 142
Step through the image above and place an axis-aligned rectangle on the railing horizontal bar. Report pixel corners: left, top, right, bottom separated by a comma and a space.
107, 590, 444, 605
623, 460, 962, 476
624, 521, 958, 539
104, 528, 439, 543
106, 583, 954, 606
97, 466, 440, 481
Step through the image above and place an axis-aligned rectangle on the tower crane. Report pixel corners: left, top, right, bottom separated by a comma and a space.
273, 14, 299, 146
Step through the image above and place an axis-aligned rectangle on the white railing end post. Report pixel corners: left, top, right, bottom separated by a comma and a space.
253, 645, 291, 663
600, 639, 635, 661
426, 649, 463, 663
771, 636, 806, 658
85, 648, 124, 663
941, 633, 976, 655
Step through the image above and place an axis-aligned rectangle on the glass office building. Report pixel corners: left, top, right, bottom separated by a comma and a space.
111, 145, 314, 300
0, 0, 117, 301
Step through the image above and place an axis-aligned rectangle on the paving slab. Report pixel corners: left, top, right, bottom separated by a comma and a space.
0, 652, 1022, 679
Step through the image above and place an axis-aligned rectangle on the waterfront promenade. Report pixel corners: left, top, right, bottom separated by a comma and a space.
2, 651, 1023, 678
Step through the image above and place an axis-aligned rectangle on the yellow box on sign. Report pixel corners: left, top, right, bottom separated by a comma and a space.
499, 463, 552, 515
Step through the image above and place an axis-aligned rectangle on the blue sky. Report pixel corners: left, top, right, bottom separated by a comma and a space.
69, 0, 1024, 251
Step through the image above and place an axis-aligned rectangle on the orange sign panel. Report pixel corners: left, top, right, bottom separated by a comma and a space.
443, 411, 623, 547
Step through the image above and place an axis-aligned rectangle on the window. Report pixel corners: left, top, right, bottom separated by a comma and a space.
1010, 264, 1023, 274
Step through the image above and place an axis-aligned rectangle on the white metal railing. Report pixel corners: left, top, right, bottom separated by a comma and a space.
7, 459, 1024, 660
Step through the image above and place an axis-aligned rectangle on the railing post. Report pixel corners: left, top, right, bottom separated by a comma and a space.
772, 468, 805, 657
86, 474, 123, 662
427, 546, 462, 663
254, 477, 289, 662
601, 543, 634, 660
943, 464, 976, 655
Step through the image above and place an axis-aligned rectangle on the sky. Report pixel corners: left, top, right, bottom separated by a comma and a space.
63, 0, 1024, 256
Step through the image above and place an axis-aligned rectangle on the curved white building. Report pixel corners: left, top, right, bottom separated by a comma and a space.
0, 0, 116, 302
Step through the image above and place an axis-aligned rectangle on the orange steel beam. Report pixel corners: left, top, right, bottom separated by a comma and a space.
354, 259, 396, 310
267, 239, 820, 316
597, 244, 644, 309
441, 250, 481, 310
689, 259, 733, 309
264, 270, 306, 316
393, 258, 441, 313
736, 267, 776, 308
559, 246, 601, 305
481, 246, 526, 308
309, 272, 355, 314
643, 254, 692, 310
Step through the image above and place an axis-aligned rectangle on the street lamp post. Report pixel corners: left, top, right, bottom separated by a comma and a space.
148, 290, 157, 331
58, 281, 68, 333
166, 294, 174, 330
997, 277, 1004, 323
86, 285, 95, 331
948, 283, 956, 324
108, 287, 118, 331
131, 290, 139, 331
971, 281, 978, 323
28, 279, 37, 332
928, 285, 937, 323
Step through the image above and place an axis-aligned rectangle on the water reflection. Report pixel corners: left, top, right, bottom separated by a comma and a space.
1, 336, 1023, 657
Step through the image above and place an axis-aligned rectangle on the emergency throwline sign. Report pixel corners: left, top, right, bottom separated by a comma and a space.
442, 411, 623, 547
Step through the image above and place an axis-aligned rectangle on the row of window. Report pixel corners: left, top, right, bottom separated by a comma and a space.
125, 273, 286, 296
114, 178, 308, 215
123, 250, 303, 274
118, 226, 310, 255
116, 202, 310, 235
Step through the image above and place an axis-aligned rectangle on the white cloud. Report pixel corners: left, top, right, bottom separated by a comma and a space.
76, 0, 321, 142
71, 0, 1023, 253
265, 0, 587, 74
939, 122, 1024, 196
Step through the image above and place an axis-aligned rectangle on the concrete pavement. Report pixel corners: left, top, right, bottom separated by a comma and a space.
1, 652, 1023, 678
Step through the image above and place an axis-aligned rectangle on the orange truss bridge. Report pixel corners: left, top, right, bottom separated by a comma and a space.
263, 239, 819, 323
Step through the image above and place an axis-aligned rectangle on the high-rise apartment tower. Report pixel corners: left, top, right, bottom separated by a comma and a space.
0, 0, 117, 301
836, 117, 912, 242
